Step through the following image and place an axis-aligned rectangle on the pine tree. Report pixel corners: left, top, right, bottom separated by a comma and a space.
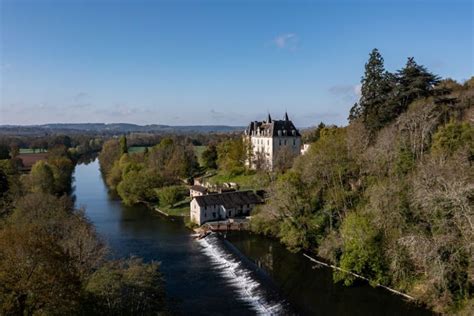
358, 49, 396, 133
348, 102, 361, 122
396, 57, 440, 112
119, 135, 128, 154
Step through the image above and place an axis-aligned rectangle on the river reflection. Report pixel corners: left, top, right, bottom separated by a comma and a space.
73, 160, 257, 315
74, 160, 432, 316
226, 232, 433, 316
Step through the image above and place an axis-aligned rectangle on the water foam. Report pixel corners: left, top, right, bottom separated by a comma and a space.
197, 235, 284, 315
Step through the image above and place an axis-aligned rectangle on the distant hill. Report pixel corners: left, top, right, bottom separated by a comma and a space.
0, 123, 245, 135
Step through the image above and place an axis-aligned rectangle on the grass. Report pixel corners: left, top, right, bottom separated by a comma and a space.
128, 146, 150, 153
158, 197, 191, 217
19, 148, 47, 154
207, 171, 265, 191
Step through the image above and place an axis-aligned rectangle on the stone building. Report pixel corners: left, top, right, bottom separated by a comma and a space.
190, 190, 262, 225
244, 112, 301, 170
189, 185, 208, 197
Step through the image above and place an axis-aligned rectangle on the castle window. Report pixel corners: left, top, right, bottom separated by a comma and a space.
279, 139, 281, 146
293, 139, 295, 146
284, 140, 287, 145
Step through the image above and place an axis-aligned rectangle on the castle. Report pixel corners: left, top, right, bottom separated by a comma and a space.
244, 112, 301, 170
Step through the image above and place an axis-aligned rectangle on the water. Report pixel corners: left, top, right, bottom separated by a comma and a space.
73, 160, 431, 315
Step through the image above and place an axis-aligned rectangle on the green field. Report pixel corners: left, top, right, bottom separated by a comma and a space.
128, 146, 149, 153
19, 148, 48, 154
207, 171, 264, 190
158, 197, 191, 217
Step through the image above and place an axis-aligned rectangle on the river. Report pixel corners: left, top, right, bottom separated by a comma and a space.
73, 160, 431, 315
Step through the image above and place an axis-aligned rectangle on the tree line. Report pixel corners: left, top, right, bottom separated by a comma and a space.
0, 146, 168, 314
99, 136, 199, 206
251, 50, 473, 314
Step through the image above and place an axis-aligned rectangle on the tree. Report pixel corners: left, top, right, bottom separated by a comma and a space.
334, 212, 387, 286
201, 144, 218, 169
28, 161, 55, 194
348, 102, 361, 122
431, 120, 473, 157
99, 139, 121, 176
396, 57, 440, 112
117, 169, 163, 205
48, 156, 74, 194
0, 144, 10, 159
50, 135, 72, 148
157, 185, 186, 207
9, 144, 19, 158
217, 138, 246, 175
85, 257, 166, 315
0, 225, 82, 315
355, 49, 399, 133
164, 145, 198, 179
273, 146, 296, 172
119, 135, 128, 154
10, 193, 107, 281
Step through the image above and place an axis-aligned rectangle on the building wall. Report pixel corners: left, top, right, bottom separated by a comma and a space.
190, 199, 255, 225
247, 134, 301, 170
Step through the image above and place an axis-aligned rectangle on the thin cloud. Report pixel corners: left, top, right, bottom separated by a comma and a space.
74, 92, 89, 101
353, 84, 362, 97
272, 33, 298, 50
328, 84, 361, 102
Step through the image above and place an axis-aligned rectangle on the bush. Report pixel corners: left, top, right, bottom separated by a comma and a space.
157, 185, 187, 207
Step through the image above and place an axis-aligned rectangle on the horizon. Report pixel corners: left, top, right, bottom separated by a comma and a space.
1, 0, 473, 127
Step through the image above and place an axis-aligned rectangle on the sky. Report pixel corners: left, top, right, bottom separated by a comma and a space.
1, 0, 473, 127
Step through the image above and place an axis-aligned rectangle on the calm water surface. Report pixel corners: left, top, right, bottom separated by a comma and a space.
73, 160, 431, 316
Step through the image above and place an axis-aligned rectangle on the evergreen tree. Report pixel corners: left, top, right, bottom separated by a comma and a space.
358, 49, 396, 133
396, 57, 440, 112
348, 102, 361, 122
119, 135, 128, 154
0, 144, 10, 160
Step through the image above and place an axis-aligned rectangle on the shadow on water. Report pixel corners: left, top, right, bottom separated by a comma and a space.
74, 160, 433, 316
225, 231, 433, 316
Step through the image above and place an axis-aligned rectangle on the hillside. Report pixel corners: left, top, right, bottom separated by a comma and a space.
0, 123, 244, 135
251, 52, 474, 314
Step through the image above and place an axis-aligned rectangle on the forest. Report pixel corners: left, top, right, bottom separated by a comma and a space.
251, 50, 473, 314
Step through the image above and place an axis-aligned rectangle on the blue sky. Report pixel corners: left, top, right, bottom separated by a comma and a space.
1, 0, 472, 127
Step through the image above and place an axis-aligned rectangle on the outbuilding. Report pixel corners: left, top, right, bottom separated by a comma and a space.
190, 190, 262, 225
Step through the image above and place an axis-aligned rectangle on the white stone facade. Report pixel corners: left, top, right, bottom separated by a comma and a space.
244, 113, 302, 170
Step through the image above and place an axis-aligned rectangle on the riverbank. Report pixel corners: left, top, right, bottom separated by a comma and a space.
81, 159, 433, 315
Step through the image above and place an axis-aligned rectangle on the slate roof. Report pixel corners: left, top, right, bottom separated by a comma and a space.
194, 190, 262, 209
245, 113, 301, 137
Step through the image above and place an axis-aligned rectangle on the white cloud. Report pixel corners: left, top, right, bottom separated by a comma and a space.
353, 84, 362, 97
328, 83, 361, 102
272, 33, 298, 50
